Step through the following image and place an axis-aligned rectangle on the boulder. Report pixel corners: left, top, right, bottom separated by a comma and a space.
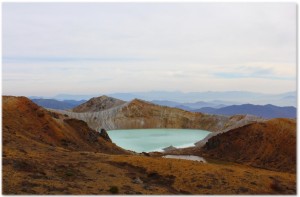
132, 177, 143, 184
142, 152, 150, 156
99, 128, 112, 142
163, 145, 177, 152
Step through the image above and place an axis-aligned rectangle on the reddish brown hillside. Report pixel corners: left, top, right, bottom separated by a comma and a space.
202, 118, 296, 173
2, 96, 296, 194
117, 99, 204, 128
3, 96, 127, 154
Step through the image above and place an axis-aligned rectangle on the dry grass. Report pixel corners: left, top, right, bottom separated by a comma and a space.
201, 118, 296, 173
3, 142, 296, 194
110, 154, 296, 194
2, 96, 296, 194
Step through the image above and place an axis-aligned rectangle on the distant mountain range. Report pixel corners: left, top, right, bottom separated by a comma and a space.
151, 100, 229, 110
192, 104, 296, 119
30, 96, 296, 119
109, 91, 296, 107
30, 90, 296, 107
31, 99, 86, 110
30, 97, 233, 111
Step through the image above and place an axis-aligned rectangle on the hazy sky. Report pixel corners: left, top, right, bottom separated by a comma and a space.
3, 3, 296, 96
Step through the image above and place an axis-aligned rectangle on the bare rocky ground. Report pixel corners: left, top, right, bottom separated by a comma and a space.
3, 96, 296, 194
50, 97, 264, 132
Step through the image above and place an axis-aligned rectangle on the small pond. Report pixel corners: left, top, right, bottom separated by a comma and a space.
163, 155, 207, 163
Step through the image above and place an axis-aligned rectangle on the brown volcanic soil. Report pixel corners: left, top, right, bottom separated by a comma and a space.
2, 96, 127, 154
200, 119, 295, 173
72, 95, 126, 112
2, 96, 296, 194
3, 146, 296, 194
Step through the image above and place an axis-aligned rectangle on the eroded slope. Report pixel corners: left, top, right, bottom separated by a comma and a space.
3, 96, 128, 154
167, 118, 296, 173
51, 98, 264, 132
202, 118, 296, 173
2, 96, 296, 194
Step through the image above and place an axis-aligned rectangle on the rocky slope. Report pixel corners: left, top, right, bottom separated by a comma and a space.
3, 96, 296, 194
202, 118, 296, 173
3, 96, 127, 154
72, 95, 126, 112
167, 118, 296, 173
51, 98, 264, 132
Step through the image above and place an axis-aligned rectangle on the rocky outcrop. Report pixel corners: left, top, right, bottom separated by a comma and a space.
163, 146, 177, 152
72, 95, 126, 112
99, 128, 112, 142
50, 102, 128, 131
50, 98, 264, 132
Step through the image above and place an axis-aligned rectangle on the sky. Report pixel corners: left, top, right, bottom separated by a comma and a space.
2, 3, 297, 96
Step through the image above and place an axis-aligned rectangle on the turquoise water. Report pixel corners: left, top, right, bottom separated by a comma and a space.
107, 129, 210, 153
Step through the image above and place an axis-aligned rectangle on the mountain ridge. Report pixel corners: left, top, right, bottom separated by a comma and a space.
50, 97, 264, 132
3, 96, 128, 154
165, 118, 296, 173
192, 104, 296, 119
72, 95, 126, 113
29, 90, 296, 107
202, 118, 296, 173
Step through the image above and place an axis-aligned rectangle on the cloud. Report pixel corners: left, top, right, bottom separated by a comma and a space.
213, 65, 295, 80
2, 3, 296, 96
3, 56, 154, 63
214, 72, 294, 80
